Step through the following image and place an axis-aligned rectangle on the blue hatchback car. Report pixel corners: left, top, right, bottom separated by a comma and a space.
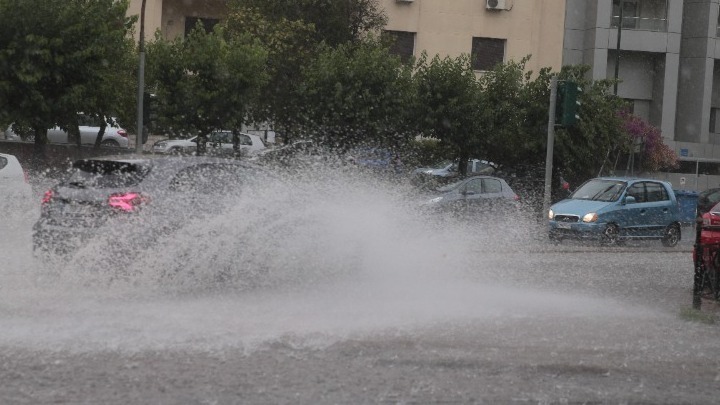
548, 177, 682, 246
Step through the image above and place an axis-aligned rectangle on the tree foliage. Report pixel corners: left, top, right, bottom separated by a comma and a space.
227, 0, 386, 47
145, 25, 269, 150
0, 0, 135, 148
296, 38, 415, 150
223, 7, 316, 135
413, 53, 483, 175
224, 0, 387, 140
620, 111, 678, 173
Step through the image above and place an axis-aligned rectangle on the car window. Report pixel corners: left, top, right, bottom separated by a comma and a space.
239, 134, 252, 146
65, 160, 150, 188
437, 179, 465, 192
210, 132, 232, 144
169, 164, 244, 194
698, 189, 720, 204
570, 179, 626, 202
430, 160, 453, 170
78, 114, 104, 127
626, 183, 646, 202
464, 178, 482, 193
645, 182, 669, 202
0, 156, 7, 170
482, 178, 502, 193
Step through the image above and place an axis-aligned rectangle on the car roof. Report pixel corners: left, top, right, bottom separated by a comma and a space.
76, 154, 260, 168
592, 177, 670, 184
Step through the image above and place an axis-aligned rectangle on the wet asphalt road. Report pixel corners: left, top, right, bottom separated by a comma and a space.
2, 234, 720, 405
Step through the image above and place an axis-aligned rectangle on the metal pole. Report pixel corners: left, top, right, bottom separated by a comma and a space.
135, 0, 147, 154
613, 0, 624, 95
543, 76, 558, 220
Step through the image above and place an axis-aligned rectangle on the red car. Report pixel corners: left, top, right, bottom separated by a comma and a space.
693, 202, 720, 301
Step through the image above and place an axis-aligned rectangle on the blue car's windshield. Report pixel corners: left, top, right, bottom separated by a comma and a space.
570, 179, 627, 202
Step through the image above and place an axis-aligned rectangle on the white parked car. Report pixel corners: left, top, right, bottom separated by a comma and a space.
152, 131, 266, 156
4, 114, 130, 148
0, 153, 37, 265
0, 152, 33, 208
414, 159, 497, 178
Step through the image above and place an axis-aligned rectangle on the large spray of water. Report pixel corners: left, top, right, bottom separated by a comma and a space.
0, 161, 665, 353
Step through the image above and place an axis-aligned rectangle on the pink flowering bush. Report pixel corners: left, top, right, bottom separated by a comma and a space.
620, 111, 678, 172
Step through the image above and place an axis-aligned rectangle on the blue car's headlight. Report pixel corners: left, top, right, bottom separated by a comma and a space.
583, 212, 598, 223
548, 209, 554, 219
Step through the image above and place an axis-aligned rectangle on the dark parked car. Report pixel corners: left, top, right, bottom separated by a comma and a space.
33, 154, 268, 259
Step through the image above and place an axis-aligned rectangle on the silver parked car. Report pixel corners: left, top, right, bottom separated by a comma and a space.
420, 175, 521, 217
4, 113, 130, 148
152, 131, 266, 156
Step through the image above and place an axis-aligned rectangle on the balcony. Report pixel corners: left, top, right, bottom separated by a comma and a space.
610, 0, 668, 32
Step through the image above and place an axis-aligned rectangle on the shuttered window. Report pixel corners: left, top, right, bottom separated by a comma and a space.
385, 30, 416, 63
471, 37, 506, 71
185, 17, 219, 36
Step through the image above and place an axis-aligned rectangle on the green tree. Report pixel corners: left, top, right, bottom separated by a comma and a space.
554, 65, 628, 181
146, 25, 269, 154
224, 0, 387, 142
0, 0, 136, 153
413, 53, 483, 176
476, 56, 541, 165
223, 7, 316, 140
227, 0, 386, 47
295, 38, 416, 150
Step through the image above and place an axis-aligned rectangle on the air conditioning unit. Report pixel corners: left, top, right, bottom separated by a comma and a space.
396, 0, 414, 3
486, 0, 507, 10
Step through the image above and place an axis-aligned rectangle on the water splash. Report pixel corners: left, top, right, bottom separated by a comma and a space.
0, 163, 671, 353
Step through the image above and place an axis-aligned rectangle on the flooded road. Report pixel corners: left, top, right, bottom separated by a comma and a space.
2, 247, 719, 403
1, 172, 719, 404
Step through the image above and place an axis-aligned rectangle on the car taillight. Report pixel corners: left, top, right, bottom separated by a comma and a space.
117, 129, 128, 138
108, 192, 147, 212
41, 189, 54, 205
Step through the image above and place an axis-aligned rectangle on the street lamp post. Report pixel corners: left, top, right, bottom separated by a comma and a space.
614, 0, 624, 95
135, 0, 147, 154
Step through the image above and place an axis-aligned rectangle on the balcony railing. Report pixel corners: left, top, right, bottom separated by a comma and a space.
611, 16, 668, 32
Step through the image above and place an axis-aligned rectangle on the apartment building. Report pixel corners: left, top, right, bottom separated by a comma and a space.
129, 0, 566, 73
564, 0, 720, 160
381, 0, 566, 74
127, 0, 226, 41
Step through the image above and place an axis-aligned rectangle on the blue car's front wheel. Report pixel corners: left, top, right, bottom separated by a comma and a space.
600, 223, 620, 246
661, 224, 680, 247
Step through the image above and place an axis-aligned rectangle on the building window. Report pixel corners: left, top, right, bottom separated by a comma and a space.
471, 37, 505, 71
185, 17, 219, 36
611, 0, 668, 32
385, 30, 415, 63
710, 107, 719, 133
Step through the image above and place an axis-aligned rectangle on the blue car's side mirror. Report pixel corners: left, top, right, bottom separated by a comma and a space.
624, 195, 636, 204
